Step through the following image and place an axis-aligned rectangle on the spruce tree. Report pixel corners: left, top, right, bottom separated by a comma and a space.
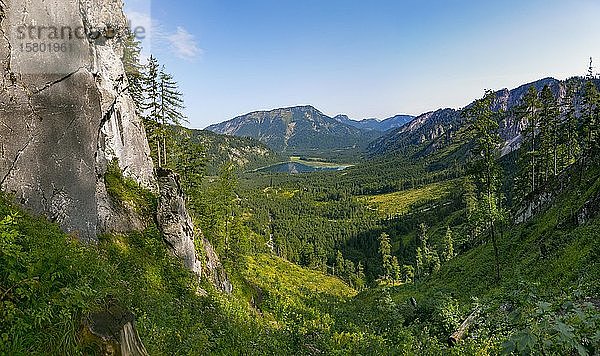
559, 79, 580, 168
378, 233, 392, 280
144, 55, 163, 167
141, 57, 188, 168
159, 67, 187, 166
518, 86, 541, 194
344, 259, 355, 286
402, 265, 414, 284
122, 33, 145, 116
463, 90, 503, 283
581, 67, 600, 163
171, 128, 206, 197
539, 85, 559, 179
442, 226, 455, 263
335, 250, 345, 277
356, 262, 365, 290
391, 256, 400, 283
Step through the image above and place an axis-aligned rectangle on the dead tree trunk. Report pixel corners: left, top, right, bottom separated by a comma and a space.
448, 308, 479, 346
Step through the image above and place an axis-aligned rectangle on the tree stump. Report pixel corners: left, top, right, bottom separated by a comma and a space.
83, 303, 149, 356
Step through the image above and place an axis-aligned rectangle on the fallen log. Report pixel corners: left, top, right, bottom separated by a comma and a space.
448, 308, 479, 346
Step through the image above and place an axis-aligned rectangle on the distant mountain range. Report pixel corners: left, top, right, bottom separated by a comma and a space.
333, 114, 415, 132
205, 77, 591, 161
205, 106, 389, 155
368, 77, 565, 157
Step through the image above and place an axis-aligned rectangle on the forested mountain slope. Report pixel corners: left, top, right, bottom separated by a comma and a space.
368, 77, 563, 157
189, 129, 280, 175
206, 105, 381, 155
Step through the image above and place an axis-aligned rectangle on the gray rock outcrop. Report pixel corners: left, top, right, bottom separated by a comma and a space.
0, 0, 155, 241
577, 192, 600, 226
156, 168, 203, 275
156, 169, 232, 293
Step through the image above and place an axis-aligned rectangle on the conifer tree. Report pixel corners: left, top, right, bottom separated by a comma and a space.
518, 86, 542, 194
560, 80, 580, 167
344, 259, 355, 286
356, 262, 365, 290
581, 62, 600, 163
463, 90, 503, 283
378, 233, 392, 280
335, 250, 345, 277
415, 247, 424, 280
122, 33, 145, 116
402, 265, 414, 284
158, 67, 187, 166
442, 226, 455, 263
391, 256, 401, 283
142, 56, 188, 168
171, 128, 206, 196
144, 55, 163, 166
539, 85, 559, 179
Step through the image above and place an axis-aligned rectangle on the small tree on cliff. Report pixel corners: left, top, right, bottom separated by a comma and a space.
122, 33, 146, 116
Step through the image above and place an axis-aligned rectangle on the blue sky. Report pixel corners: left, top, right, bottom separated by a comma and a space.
125, 0, 600, 129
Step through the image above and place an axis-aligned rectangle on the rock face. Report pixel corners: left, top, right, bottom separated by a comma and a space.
0, 0, 155, 241
156, 169, 203, 275
202, 236, 233, 294
156, 169, 232, 293
577, 192, 600, 226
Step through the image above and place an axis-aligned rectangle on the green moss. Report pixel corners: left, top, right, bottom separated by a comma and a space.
104, 160, 157, 217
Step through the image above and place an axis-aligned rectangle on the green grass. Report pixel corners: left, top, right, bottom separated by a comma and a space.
104, 160, 157, 217
338, 169, 600, 355
362, 180, 457, 216
245, 254, 356, 301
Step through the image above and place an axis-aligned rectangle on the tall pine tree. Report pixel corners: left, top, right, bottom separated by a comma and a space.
518, 86, 541, 194
122, 33, 146, 116
378, 233, 392, 280
463, 90, 504, 283
538, 85, 559, 179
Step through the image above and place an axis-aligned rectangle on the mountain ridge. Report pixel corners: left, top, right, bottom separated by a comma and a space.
368, 77, 565, 156
205, 105, 381, 155
333, 113, 415, 132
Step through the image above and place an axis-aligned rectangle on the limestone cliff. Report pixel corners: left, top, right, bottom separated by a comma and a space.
157, 169, 232, 293
0, 0, 155, 241
0, 0, 233, 294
